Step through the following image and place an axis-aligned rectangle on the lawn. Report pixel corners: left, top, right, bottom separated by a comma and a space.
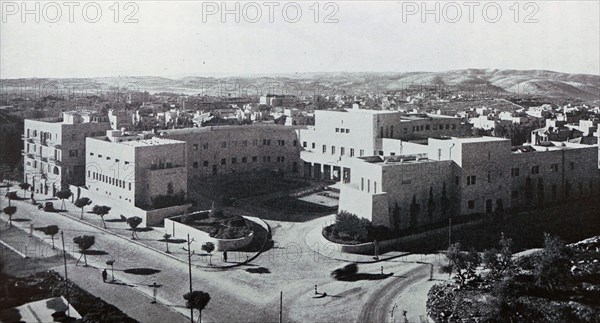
260, 196, 337, 222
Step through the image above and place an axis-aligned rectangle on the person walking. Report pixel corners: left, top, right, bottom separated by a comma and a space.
223, 250, 228, 262
102, 269, 108, 283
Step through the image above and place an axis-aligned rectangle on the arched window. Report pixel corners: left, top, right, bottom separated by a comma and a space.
53, 166, 60, 175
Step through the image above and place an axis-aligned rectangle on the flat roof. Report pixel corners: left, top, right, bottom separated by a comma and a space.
118, 137, 184, 147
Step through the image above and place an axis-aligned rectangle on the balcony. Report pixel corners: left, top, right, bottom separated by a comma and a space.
49, 158, 62, 166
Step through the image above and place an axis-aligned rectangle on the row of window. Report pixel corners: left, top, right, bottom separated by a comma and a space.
360, 178, 378, 194
511, 162, 575, 177
192, 139, 297, 150
192, 155, 287, 168
412, 124, 456, 132
88, 171, 132, 190
335, 128, 351, 133
89, 152, 130, 164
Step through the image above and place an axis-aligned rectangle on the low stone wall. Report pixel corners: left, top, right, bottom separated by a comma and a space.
70, 185, 191, 227
332, 217, 488, 254
164, 213, 254, 252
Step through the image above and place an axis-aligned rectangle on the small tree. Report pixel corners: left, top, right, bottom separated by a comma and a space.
43, 225, 59, 249
5, 191, 17, 207
534, 233, 572, 291
18, 183, 31, 198
482, 233, 514, 279
3, 206, 17, 227
127, 216, 142, 239
445, 242, 480, 287
163, 233, 172, 253
183, 291, 211, 323
74, 197, 92, 220
56, 189, 72, 211
202, 242, 215, 265
73, 235, 95, 266
95, 206, 111, 229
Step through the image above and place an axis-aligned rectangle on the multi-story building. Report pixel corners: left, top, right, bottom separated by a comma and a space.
298, 107, 466, 182
23, 111, 111, 194
86, 131, 187, 207
157, 124, 302, 180
338, 136, 600, 230
83, 124, 302, 206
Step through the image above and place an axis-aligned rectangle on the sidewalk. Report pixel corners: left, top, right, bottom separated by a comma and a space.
6, 188, 267, 269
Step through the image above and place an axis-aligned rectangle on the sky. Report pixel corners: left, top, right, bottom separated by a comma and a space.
1, 1, 599, 78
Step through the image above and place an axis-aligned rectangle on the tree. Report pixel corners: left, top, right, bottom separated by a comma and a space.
56, 189, 72, 210
534, 233, 572, 291
163, 233, 172, 253
409, 194, 419, 228
391, 201, 400, 231
43, 225, 59, 249
5, 191, 17, 207
427, 187, 435, 225
3, 206, 17, 227
127, 216, 142, 239
202, 242, 215, 265
183, 291, 211, 323
94, 205, 111, 229
74, 197, 92, 220
73, 235, 95, 266
445, 242, 480, 287
482, 233, 514, 279
440, 182, 450, 218
18, 183, 31, 198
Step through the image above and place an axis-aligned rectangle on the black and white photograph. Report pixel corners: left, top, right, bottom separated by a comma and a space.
0, 1, 599, 322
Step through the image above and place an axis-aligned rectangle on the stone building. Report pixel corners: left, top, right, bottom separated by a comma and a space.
23, 110, 111, 194
85, 131, 187, 208
338, 136, 600, 230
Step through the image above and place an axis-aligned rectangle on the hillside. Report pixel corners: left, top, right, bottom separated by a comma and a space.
1, 69, 598, 101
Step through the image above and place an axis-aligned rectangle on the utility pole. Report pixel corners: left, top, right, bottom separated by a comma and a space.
187, 234, 194, 323
61, 231, 70, 318
279, 291, 282, 323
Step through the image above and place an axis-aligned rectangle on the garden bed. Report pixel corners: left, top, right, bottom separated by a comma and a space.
177, 211, 252, 239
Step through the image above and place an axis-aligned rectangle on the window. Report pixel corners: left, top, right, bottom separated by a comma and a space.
221, 158, 226, 165
340, 147, 345, 155
106, 156, 111, 160
455, 176, 460, 185
128, 183, 132, 191
340, 128, 345, 133
569, 162, 575, 170
468, 200, 475, 209
335, 128, 339, 133
350, 148, 355, 157
531, 165, 540, 174
69, 150, 78, 157
293, 140, 297, 146
203, 161, 209, 167
242, 157, 247, 163
167, 182, 174, 195
360, 149, 364, 156
221, 141, 227, 148
311, 143, 315, 149
203, 143, 209, 149
231, 158, 237, 164
124, 161, 129, 165
361, 178, 364, 191
322, 145, 327, 153
331, 146, 336, 155
511, 168, 520, 177
243, 140, 248, 146
193, 162, 198, 168
425, 125, 430, 130
89, 152, 94, 156
346, 129, 350, 134
303, 141, 307, 148
252, 156, 258, 162
550, 163, 559, 172
367, 179, 371, 193
467, 175, 476, 186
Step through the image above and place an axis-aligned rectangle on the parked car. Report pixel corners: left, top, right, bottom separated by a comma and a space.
43, 202, 55, 212
330, 263, 358, 279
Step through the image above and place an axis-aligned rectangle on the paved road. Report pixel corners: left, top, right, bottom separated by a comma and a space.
357, 264, 429, 323
2, 193, 440, 322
